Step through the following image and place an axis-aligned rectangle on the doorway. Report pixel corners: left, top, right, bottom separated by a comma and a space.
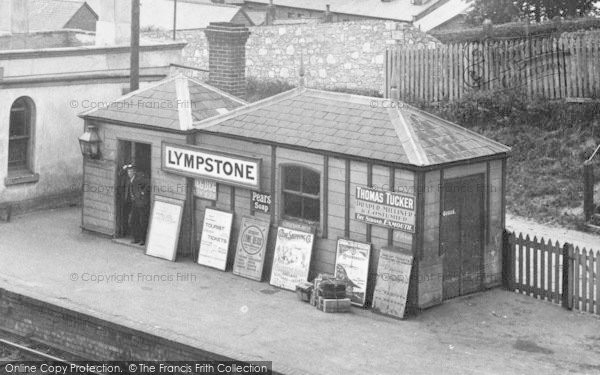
115, 140, 152, 239
440, 173, 485, 300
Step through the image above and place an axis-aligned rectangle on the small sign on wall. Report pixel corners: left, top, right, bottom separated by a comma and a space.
372, 247, 413, 320
197, 208, 233, 271
270, 226, 314, 291
233, 216, 271, 281
251, 191, 272, 214
194, 178, 217, 200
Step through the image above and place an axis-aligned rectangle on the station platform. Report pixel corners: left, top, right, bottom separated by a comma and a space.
0, 207, 599, 375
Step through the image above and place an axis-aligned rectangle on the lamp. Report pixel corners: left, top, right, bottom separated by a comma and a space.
79, 125, 101, 159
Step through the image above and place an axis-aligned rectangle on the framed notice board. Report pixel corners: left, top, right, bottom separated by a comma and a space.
197, 208, 234, 271
372, 247, 413, 319
233, 216, 271, 281
145, 195, 185, 262
335, 238, 371, 307
270, 226, 314, 291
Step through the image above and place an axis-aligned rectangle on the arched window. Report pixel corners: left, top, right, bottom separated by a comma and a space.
8, 97, 35, 172
282, 165, 320, 222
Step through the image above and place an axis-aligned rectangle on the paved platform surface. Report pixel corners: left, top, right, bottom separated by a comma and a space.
1, 208, 599, 375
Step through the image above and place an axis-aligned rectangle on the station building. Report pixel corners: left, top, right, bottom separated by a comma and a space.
80, 24, 510, 310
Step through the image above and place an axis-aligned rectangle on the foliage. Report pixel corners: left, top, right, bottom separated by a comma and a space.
246, 78, 296, 102
432, 16, 600, 43
467, 0, 598, 24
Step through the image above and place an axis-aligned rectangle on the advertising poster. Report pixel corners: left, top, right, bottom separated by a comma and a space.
145, 196, 184, 262
354, 185, 416, 233
372, 248, 413, 319
269, 226, 314, 291
197, 208, 233, 271
334, 239, 371, 306
233, 216, 271, 281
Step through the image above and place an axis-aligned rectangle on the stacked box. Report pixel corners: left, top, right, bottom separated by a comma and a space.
317, 297, 352, 313
295, 282, 313, 302
311, 273, 335, 306
317, 279, 347, 299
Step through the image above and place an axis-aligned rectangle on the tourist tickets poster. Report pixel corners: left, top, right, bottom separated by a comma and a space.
372, 248, 413, 319
197, 208, 234, 271
145, 196, 185, 262
233, 216, 271, 281
334, 239, 371, 306
269, 226, 315, 291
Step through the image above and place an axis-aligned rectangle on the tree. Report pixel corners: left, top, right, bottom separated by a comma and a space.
467, 0, 597, 25
466, 0, 522, 25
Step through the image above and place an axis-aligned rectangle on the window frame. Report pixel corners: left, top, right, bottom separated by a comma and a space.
8, 97, 35, 174
280, 164, 321, 224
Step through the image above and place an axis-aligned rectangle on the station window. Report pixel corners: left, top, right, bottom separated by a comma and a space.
282, 165, 320, 222
8, 97, 35, 173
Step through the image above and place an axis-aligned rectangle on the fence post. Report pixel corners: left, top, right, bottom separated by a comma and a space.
562, 243, 574, 310
502, 230, 515, 290
583, 161, 594, 221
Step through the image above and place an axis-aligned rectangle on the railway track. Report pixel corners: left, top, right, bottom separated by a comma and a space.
0, 330, 103, 374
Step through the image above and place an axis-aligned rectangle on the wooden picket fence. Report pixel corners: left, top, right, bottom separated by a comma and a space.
385, 35, 600, 102
502, 230, 599, 315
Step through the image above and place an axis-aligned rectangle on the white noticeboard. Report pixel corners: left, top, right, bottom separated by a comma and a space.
145, 196, 185, 262
270, 226, 314, 291
197, 208, 234, 271
335, 239, 371, 307
372, 248, 413, 320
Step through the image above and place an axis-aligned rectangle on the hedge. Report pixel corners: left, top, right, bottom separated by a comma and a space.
430, 17, 600, 43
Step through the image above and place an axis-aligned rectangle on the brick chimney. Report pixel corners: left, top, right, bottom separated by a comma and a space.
204, 22, 250, 100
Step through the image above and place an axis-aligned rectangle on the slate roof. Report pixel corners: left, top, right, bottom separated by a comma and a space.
194, 88, 510, 167
80, 75, 246, 131
140, 0, 252, 30
244, 0, 433, 23
29, 0, 97, 31
414, 0, 473, 32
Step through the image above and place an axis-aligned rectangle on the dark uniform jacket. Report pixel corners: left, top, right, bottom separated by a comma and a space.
126, 172, 150, 208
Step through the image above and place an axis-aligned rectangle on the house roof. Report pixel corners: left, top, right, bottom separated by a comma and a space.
414, 0, 473, 32
29, 0, 97, 31
193, 88, 510, 167
244, 0, 433, 23
140, 0, 252, 30
79, 75, 247, 131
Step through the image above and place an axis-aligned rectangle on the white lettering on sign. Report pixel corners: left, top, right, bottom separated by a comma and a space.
162, 143, 261, 189
442, 209, 456, 217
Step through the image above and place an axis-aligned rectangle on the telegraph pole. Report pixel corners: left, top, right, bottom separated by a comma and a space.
173, 0, 177, 40
130, 0, 140, 92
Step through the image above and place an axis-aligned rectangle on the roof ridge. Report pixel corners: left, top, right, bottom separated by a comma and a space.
192, 87, 306, 129
402, 105, 511, 152
175, 75, 193, 131
389, 108, 429, 166
303, 88, 383, 105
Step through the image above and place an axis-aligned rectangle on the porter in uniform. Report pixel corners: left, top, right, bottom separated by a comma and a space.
125, 164, 150, 245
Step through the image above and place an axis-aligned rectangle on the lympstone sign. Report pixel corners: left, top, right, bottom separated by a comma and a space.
162, 143, 261, 189
354, 185, 416, 233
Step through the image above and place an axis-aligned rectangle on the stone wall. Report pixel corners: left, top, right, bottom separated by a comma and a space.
144, 20, 440, 94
